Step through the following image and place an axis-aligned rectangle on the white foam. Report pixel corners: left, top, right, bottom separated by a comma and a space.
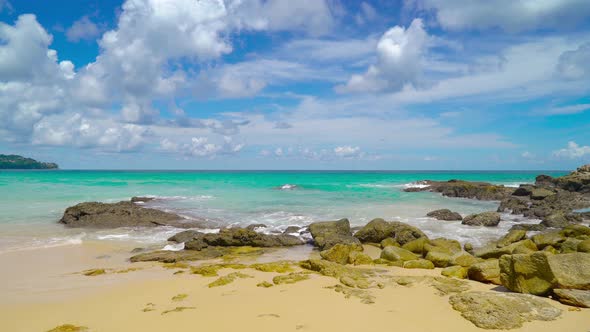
402, 181, 430, 189
162, 242, 185, 251
279, 184, 298, 190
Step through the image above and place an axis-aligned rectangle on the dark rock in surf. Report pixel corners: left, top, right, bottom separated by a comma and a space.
426, 209, 462, 221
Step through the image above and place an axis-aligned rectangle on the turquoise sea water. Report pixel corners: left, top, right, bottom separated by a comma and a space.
0, 170, 568, 252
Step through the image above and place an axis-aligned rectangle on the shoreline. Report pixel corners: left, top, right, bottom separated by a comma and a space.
0, 243, 589, 332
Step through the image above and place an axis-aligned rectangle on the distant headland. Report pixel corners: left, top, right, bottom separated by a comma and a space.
0, 154, 58, 169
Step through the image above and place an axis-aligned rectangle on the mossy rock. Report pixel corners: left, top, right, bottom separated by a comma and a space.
432, 276, 469, 295
299, 259, 374, 288
309, 218, 355, 250
441, 266, 468, 279
348, 251, 373, 265
560, 238, 583, 253
372, 258, 403, 267
553, 289, 590, 308
82, 268, 106, 276
425, 251, 452, 268
531, 231, 567, 249
130, 247, 227, 263
380, 237, 400, 248
354, 219, 427, 245
190, 263, 247, 277
467, 259, 501, 285
208, 272, 253, 287
401, 237, 428, 254
450, 252, 479, 267
380, 246, 419, 262
561, 224, 590, 238
497, 229, 527, 248
578, 239, 590, 253
449, 291, 561, 329
273, 272, 310, 285
257, 281, 274, 288
46, 325, 88, 332
171, 293, 188, 302
543, 245, 559, 254
320, 243, 363, 265
427, 238, 462, 254
250, 261, 294, 273
403, 259, 435, 269
462, 212, 501, 227
474, 239, 537, 259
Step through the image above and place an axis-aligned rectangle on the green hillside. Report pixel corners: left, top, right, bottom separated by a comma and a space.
0, 154, 59, 169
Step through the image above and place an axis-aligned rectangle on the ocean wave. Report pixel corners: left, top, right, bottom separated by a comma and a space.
277, 184, 298, 190
0, 233, 85, 254
401, 181, 430, 189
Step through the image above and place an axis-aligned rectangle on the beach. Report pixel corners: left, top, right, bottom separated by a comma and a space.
1, 169, 589, 331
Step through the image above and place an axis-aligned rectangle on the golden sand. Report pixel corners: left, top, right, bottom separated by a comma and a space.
0, 243, 589, 332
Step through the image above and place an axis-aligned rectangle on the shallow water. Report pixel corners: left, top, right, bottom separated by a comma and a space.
0, 170, 567, 251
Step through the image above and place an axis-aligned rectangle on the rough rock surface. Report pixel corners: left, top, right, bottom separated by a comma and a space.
426, 209, 462, 221
354, 218, 427, 245
553, 289, 590, 308
308, 218, 360, 250
449, 291, 561, 329
403, 180, 513, 200
182, 228, 304, 249
467, 259, 501, 285
59, 201, 198, 228
462, 212, 501, 227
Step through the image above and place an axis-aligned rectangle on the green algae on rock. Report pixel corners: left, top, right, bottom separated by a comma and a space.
46, 324, 88, 332
403, 259, 435, 269
208, 272, 253, 288
327, 284, 375, 304
553, 289, 590, 308
257, 281, 274, 288
250, 261, 294, 273
300, 259, 376, 289
467, 259, 501, 285
431, 276, 470, 296
82, 268, 107, 276
190, 263, 247, 277
449, 291, 561, 330
441, 266, 468, 279
161, 306, 196, 315
272, 272, 310, 285
171, 293, 188, 302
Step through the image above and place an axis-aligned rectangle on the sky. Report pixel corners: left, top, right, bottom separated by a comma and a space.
0, 0, 589, 170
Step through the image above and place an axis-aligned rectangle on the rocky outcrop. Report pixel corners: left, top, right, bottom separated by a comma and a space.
499, 252, 590, 296
537, 164, 590, 193
404, 180, 513, 200
308, 218, 360, 250
354, 218, 427, 245
59, 201, 199, 228
462, 211, 501, 227
449, 291, 561, 330
426, 209, 462, 221
553, 289, 590, 308
182, 228, 303, 249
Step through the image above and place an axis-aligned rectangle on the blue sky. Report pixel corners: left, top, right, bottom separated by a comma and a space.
0, 0, 589, 170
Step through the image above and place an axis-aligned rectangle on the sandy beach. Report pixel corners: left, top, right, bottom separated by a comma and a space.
1, 243, 588, 332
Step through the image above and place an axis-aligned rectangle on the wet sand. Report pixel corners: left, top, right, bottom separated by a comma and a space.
0, 243, 589, 332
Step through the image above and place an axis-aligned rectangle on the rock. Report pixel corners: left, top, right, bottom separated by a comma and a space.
246, 223, 267, 230
510, 224, 546, 232
404, 180, 513, 200
130, 196, 155, 203
425, 250, 452, 268
499, 252, 590, 295
282, 226, 301, 234
449, 291, 561, 330
426, 209, 462, 221
497, 196, 530, 215
168, 230, 201, 243
320, 243, 363, 265
535, 174, 555, 187
578, 239, 590, 253
380, 246, 419, 262
512, 185, 533, 196
561, 224, 590, 237
497, 229, 527, 247
309, 218, 359, 250
129, 248, 227, 263
462, 211, 501, 227
551, 164, 590, 193
401, 237, 428, 254
431, 276, 470, 295
59, 201, 198, 228
348, 251, 373, 265
560, 238, 582, 253
380, 237, 400, 248
425, 238, 462, 254
441, 266, 468, 279
184, 237, 208, 250
531, 231, 566, 249
473, 239, 537, 259
468, 259, 501, 285
450, 252, 480, 267
553, 289, 590, 308
463, 242, 473, 252
403, 259, 435, 269
354, 219, 426, 245
541, 211, 582, 228
198, 228, 303, 247
530, 188, 556, 200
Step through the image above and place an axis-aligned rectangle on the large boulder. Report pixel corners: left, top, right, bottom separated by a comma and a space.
59, 201, 199, 228
468, 259, 501, 284
354, 219, 427, 245
473, 239, 537, 259
553, 289, 590, 308
541, 211, 582, 228
449, 291, 561, 330
380, 246, 419, 262
426, 209, 462, 221
462, 211, 501, 227
499, 252, 590, 296
308, 218, 360, 250
320, 243, 363, 265
195, 228, 303, 248
496, 229, 527, 247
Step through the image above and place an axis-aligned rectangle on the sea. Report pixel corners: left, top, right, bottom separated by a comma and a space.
0, 170, 569, 253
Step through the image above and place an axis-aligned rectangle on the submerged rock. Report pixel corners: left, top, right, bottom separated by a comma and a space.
426, 209, 462, 221
462, 211, 501, 227
449, 291, 561, 329
59, 201, 198, 228
553, 289, 590, 308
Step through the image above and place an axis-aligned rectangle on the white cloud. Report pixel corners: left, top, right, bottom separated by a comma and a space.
32, 114, 150, 152
355, 2, 377, 25
557, 42, 590, 80
521, 151, 535, 159
334, 145, 360, 157
538, 103, 590, 116
66, 16, 101, 42
553, 141, 590, 159
416, 0, 590, 32
160, 135, 244, 158
336, 19, 428, 93
278, 37, 378, 63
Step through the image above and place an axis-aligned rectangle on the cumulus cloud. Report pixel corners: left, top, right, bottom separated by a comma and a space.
553, 141, 590, 159
334, 145, 361, 157
66, 16, 101, 42
557, 42, 590, 80
415, 0, 590, 32
160, 136, 244, 158
336, 19, 428, 93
